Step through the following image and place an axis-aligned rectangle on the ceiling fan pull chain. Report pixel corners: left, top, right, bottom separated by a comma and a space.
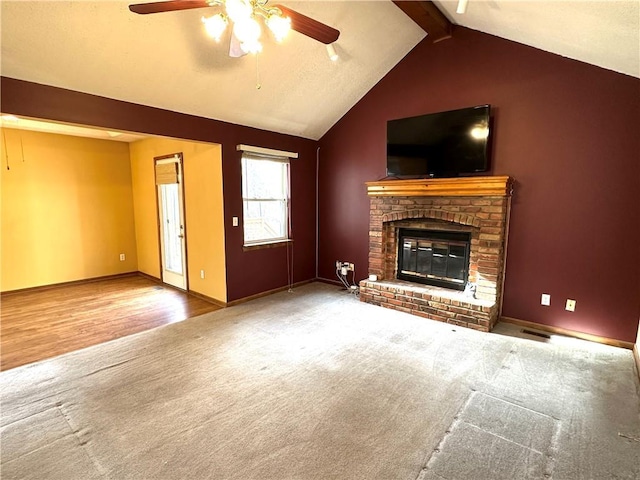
255, 52, 261, 90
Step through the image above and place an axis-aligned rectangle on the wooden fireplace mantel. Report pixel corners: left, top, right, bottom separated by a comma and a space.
366, 176, 513, 197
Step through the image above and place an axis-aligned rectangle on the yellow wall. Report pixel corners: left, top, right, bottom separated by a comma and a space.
129, 137, 226, 303
129, 141, 161, 279
0, 128, 138, 291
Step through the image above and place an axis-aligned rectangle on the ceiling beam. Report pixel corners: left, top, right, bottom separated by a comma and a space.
392, 1, 453, 43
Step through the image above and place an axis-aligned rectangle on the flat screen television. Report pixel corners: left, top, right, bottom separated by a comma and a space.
386, 105, 492, 178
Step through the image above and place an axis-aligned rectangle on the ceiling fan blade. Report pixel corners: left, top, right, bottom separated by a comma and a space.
129, 1, 211, 15
274, 5, 339, 44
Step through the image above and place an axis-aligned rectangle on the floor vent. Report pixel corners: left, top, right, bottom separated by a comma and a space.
521, 329, 551, 339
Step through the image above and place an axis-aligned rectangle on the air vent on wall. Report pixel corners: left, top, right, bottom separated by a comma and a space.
521, 329, 551, 339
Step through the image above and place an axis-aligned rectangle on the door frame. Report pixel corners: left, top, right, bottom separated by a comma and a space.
154, 153, 189, 291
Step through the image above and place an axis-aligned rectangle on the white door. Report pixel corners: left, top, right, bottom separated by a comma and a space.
156, 156, 187, 290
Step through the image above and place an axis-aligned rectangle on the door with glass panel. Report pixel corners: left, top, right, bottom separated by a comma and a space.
155, 154, 187, 290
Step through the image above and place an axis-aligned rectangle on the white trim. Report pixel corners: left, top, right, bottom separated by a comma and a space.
155, 154, 180, 165
241, 157, 290, 245
237, 144, 298, 159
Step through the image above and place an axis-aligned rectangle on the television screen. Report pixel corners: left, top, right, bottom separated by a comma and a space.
386, 105, 491, 178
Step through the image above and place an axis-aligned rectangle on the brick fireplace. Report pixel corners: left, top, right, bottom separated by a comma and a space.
359, 176, 513, 332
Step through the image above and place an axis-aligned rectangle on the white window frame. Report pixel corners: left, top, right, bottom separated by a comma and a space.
241, 151, 291, 246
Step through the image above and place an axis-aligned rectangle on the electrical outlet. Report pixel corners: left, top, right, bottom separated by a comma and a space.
337, 261, 354, 273
200, 270, 205, 279
119, 253, 125, 261
541, 294, 551, 306
565, 299, 576, 312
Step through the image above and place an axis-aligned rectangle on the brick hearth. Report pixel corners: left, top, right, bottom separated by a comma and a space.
359, 176, 513, 332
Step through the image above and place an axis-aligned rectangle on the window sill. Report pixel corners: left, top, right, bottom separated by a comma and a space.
243, 239, 293, 252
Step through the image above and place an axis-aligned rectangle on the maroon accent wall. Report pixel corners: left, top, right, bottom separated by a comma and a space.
318, 27, 640, 343
1, 77, 318, 302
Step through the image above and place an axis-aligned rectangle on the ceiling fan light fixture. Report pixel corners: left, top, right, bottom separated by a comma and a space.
326, 43, 338, 61
225, 0, 252, 23
456, 0, 468, 14
129, 0, 340, 61
240, 38, 263, 54
202, 13, 228, 42
266, 13, 291, 42
233, 16, 261, 44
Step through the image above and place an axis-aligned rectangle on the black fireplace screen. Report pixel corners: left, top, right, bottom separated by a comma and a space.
397, 229, 470, 290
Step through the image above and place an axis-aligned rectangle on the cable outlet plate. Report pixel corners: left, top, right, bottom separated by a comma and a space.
565, 299, 576, 312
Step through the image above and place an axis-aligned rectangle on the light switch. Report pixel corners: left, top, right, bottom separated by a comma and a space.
232, 216, 239, 227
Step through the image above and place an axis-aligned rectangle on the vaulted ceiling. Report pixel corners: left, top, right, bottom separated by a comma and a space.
1, 1, 638, 141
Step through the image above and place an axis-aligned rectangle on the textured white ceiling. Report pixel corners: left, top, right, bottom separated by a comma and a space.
0, 0, 425, 140
1, 1, 638, 142
435, 0, 639, 78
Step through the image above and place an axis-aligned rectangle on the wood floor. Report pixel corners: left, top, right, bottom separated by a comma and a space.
0, 274, 221, 371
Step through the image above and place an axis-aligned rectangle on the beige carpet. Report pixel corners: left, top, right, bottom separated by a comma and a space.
1, 282, 639, 479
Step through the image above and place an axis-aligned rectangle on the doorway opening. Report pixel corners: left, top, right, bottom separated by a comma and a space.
155, 153, 187, 290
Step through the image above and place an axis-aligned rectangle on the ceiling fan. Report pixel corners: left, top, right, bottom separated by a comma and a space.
129, 0, 340, 57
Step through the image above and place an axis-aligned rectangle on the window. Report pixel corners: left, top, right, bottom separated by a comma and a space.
241, 152, 290, 245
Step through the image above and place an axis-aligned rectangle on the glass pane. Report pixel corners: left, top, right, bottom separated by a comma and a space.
401, 240, 417, 273
449, 245, 466, 258
447, 245, 466, 281
431, 243, 448, 277
161, 183, 183, 274
243, 200, 287, 243
447, 257, 465, 280
243, 158, 286, 200
416, 241, 432, 276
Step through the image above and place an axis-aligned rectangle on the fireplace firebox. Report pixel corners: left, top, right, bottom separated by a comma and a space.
398, 229, 470, 290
